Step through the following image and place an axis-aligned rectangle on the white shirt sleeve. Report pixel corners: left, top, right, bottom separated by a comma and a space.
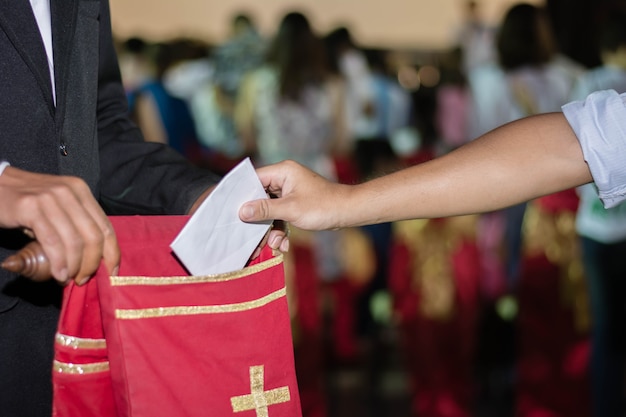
562, 89, 626, 208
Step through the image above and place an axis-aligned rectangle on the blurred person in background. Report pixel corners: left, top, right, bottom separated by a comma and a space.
324, 27, 377, 145
188, 12, 267, 167
235, 11, 351, 417
435, 46, 472, 153
212, 13, 266, 101
467, 4, 589, 416
235, 11, 349, 177
568, 9, 626, 417
122, 38, 202, 159
455, 0, 496, 75
467, 2, 576, 296
118, 37, 155, 98
324, 28, 418, 184
345, 50, 413, 372
362, 48, 414, 144
468, 3, 573, 153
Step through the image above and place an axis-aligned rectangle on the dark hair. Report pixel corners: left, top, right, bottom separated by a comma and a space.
439, 46, 467, 86
596, 11, 626, 53
323, 26, 355, 75
153, 38, 209, 79
123, 37, 148, 54
354, 139, 400, 180
233, 13, 252, 26
496, 3, 555, 70
266, 12, 327, 100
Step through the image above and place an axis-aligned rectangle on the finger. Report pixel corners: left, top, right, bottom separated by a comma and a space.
69, 220, 104, 286
48, 197, 97, 283
33, 178, 105, 284
47, 179, 108, 284
24, 197, 77, 284
239, 198, 274, 223
254, 160, 303, 197
267, 229, 285, 250
101, 219, 120, 277
257, 229, 270, 249
249, 246, 262, 261
10, 181, 74, 282
254, 165, 287, 197
268, 229, 290, 253
72, 186, 120, 281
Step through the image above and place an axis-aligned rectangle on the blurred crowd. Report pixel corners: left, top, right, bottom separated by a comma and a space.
114, 2, 626, 416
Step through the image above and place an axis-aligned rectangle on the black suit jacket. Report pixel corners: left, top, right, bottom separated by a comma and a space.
0, 1, 219, 414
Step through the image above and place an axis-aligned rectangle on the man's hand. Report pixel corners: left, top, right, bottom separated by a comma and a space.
0, 166, 120, 285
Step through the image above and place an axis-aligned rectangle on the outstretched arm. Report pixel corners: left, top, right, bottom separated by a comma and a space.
240, 112, 592, 230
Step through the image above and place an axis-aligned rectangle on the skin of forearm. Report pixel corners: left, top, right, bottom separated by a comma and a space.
339, 112, 593, 227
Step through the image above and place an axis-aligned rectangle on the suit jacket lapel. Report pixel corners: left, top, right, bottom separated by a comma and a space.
0, 0, 55, 112
50, 0, 78, 121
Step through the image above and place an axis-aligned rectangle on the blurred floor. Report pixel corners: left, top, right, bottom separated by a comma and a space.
325, 324, 413, 417
318, 304, 520, 417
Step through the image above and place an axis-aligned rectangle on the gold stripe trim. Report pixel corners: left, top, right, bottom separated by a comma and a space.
115, 287, 286, 320
55, 333, 107, 350
53, 360, 110, 374
110, 254, 283, 286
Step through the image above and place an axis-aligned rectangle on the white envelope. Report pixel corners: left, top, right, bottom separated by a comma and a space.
170, 157, 272, 275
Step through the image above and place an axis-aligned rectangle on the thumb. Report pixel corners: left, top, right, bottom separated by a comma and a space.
239, 199, 275, 223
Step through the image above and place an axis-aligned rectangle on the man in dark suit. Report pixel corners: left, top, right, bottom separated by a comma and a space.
0, 1, 286, 415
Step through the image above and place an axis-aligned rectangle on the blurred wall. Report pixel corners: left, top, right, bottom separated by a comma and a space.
109, 0, 543, 50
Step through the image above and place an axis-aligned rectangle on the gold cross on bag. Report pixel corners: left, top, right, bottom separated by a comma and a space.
230, 365, 291, 417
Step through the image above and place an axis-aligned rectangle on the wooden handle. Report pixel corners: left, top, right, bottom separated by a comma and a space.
1, 241, 52, 281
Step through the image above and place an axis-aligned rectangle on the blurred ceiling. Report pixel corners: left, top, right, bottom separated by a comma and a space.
109, 0, 541, 50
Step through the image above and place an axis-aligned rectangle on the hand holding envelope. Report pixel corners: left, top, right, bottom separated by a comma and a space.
171, 158, 275, 275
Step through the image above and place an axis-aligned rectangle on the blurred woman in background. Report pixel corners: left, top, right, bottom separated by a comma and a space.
235, 12, 352, 417
235, 11, 350, 173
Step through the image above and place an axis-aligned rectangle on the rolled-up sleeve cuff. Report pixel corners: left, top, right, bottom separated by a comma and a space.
562, 89, 626, 208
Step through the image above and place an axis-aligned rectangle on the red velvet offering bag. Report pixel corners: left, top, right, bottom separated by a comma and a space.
53, 215, 302, 417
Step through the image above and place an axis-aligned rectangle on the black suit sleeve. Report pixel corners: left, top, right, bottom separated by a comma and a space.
94, 0, 220, 215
